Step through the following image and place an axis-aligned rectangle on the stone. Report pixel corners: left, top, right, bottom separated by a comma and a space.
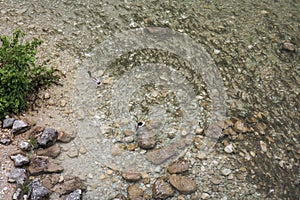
67, 146, 79, 158
57, 131, 75, 143
121, 171, 142, 182
221, 168, 232, 176
28, 180, 49, 200
36, 144, 61, 158
201, 192, 210, 199
19, 141, 31, 151
27, 156, 63, 176
8, 168, 27, 185
224, 144, 234, 153
79, 146, 87, 154
12, 120, 30, 134
167, 160, 189, 174
12, 188, 23, 200
152, 177, 174, 199
127, 185, 144, 200
282, 42, 296, 52
64, 189, 82, 200
169, 175, 197, 194
0, 138, 12, 145
44, 92, 51, 99
37, 128, 58, 147
234, 120, 248, 133
60, 99, 67, 107
3, 117, 15, 128
137, 130, 156, 149
52, 176, 86, 195
211, 177, 222, 185
10, 154, 30, 167
260, 141, 267, 152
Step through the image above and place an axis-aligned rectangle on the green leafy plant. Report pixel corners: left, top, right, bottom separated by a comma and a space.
29, 136, 38, 149
0, 30, 60, 118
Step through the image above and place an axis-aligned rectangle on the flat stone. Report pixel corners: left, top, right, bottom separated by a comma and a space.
121, 171, 142, 182
152, 177, 174, 199
201, 192, 210, 199
36, 144, 61, 158
10, 154, 30, 167
167, 160, 189, 174
0, 138, 12, 145
169, 175, 197, 194
38, 128, 58, 147
57, 131, 75, 143
52, 176, 86, 195
260, 141, 267, 152
12, 120, 30, 134
60, 99, 67, 107
211, 177, 222, 185
8, 168, 27, 185
65, 189, 82, 200
27, 156, 63, 176
3, 118, 15, 128
28, 180, 49, 200
221, 168, 232, 176
234, 120, 248, 133
127, 185, 144, 200
137, 130, 156, 149
67, 146, 79, 158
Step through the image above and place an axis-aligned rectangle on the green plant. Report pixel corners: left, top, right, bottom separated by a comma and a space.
29, 136, 38, 149
0, 30, 60, 118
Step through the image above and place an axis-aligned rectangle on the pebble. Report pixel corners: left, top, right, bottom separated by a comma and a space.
127, 185, 144, 200
121, 171, 142, 182
44, 92, 51, 99
48, 99, 55, 106
152, 177, 174, 199
201, 192, 210, 199
282, 42, 296, 52
67, 146, 79, 158
12, 120, 30, 134
2, 117, 15, 128
210, 177, 222, 185
260, 141, 267, 152
60, 99, 67, 107
19, 141, 31, 151
10, 154, 30, 167
234, 120, 248, 133
224, 144, 234, 153
221, 168, 232, 176
169, 175, 197, 194
79, 146, 87, 154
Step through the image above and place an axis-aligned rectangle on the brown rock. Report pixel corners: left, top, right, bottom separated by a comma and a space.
282, 42, 296, 52
57, 131, 75, 143
167, 160, 189, 174
127, 185, 144, 200
52, 176, 86, 195
136, 128, 156, 149
169, 175, 197, 194
234, 120, 248, 133
113, 194, 128, 200
27, 156, 63, 176
152, 177, 174, 199
36, 144, 61, 158
121, 171, 142, 182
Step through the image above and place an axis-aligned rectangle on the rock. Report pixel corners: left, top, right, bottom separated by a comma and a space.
112, 194, 127, 200
167, 160, 189, 174
28, 180, 49, 200
221, 168, 232, 176
234, 120, 248, 133
12, 120, 30, 134
8, 168, 27, 184
52, 176, 86, 195
282, 42, 296, 52
27, 156, 63, 176
201, 192, 210, 199
10, 154, 30, 167
224, 144, 234, 153
211, 177, 222, 185
169, 175, 197, 194
260, 141, 267, 152
127, 185, 144, 200
136, 130, 156, 149
36, 144, 61, 158
64, 189, 82, 200
0, 138, 12, 145
12, 188, 23, 200
3, 117, 15, 128
67, 146, 79, 158
60, 99, 67, 107
44, 93, 51, 99
79, 146, 87, 154
152, 177, 174, 199
37, 128, 58, 147
121, 171, 142, 182
57, 131, 75, 143
19, 141, 31, 151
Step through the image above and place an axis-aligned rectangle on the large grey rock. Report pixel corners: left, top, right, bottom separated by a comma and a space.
38, 128, 58, 147
10, 154, 30, 167
28, 180, 49, 200
3, 117, 15, 128
8, 168, 27, 185
64, 189, 82, 200
12, 120, 30, 134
